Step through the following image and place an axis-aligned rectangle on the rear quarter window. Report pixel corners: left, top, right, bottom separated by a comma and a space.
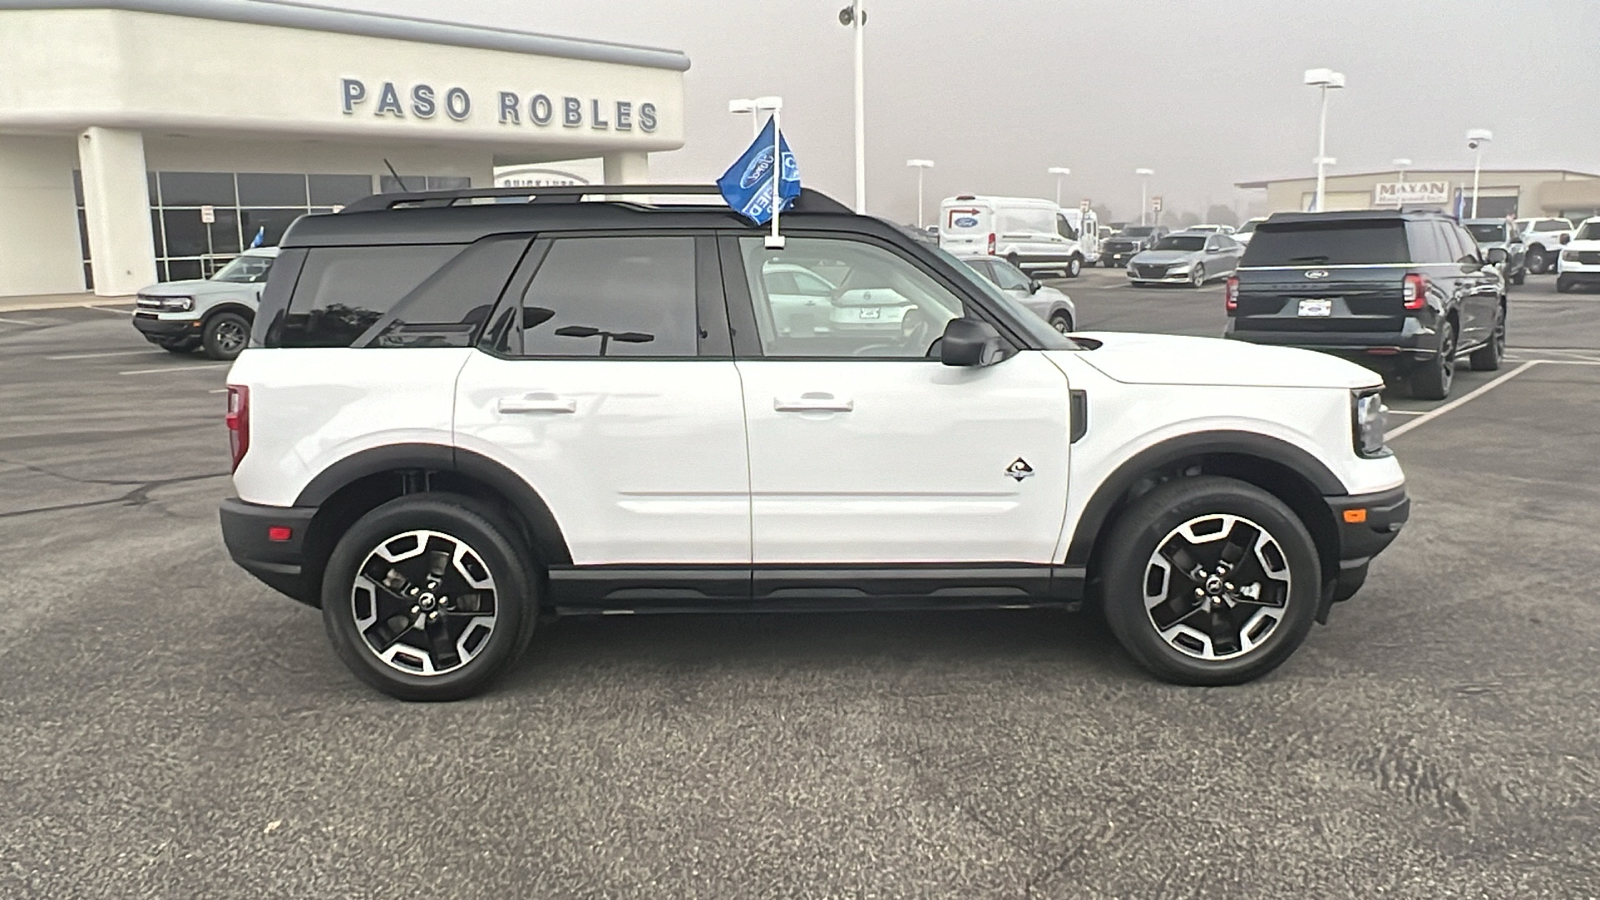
1240, 220, 1411, 266
274, 244, 466, 348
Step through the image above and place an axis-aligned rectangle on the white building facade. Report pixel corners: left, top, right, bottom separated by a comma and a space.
0, 0, 689, 297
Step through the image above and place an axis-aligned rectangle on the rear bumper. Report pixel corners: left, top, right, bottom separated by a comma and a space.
1324, 484, 1409, 603
220, 497, 318, 606
1225, 320, 1441, 369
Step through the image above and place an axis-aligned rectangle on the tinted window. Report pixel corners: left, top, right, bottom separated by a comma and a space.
1466, 223, 1506, 244
1537, 219, 1569, 232
279, 245, 465, 348
237, 173, 308, 207
157, 172, 237, 207
1445, 225, 1478, 262
309, 174, 374, 207
1155, 236, 1205, 252
518, 236, 698, 358
1241, 220, 1410, 266
1405, 222, 1449, 264
1055, 215, 1078, 240
362, 236, 530, 348
1576, 221, 1600, 241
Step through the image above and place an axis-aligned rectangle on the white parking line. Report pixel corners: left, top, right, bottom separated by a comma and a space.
1385, 409, 1426, 416
0, 316, 48, 326
118, 363, 229, 376
208, 388, 228, 394
82, 305, 131, 315
47, 349, 161, 361
1388, 362, 1538, 440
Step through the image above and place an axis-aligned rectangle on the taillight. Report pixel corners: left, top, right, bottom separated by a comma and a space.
226, 385, 249, 472
1224, 276, 1239, 312
986, 233, 996, 255
1402, 273, 1427, 310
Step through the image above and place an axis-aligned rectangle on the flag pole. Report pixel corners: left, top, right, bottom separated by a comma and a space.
763, 99, 786, 249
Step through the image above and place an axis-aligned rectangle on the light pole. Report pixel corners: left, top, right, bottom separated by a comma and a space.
1047, 166, 1071, 207
838, 3, 867, 213
1393, 158, 1412, 184
1467, 129, 1493, 217
1304, 68, 1345, 212
1135, 168, 1153, 225
906, 159, 933, 229
727, 98, 761, 139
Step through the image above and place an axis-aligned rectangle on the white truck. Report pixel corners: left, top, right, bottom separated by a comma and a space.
939, 195, 1089, 278
1514, 217, 1574, 274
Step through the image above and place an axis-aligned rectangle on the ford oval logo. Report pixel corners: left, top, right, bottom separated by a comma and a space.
739, 146, 776, 190
1304, 269, 1330, 279
953, 216, 978, 228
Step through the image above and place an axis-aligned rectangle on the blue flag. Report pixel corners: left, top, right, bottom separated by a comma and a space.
248, 226, 266, 249
717, 117, 801, 226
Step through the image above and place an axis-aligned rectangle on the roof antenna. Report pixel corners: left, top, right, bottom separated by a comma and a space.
382, 158, 412, 193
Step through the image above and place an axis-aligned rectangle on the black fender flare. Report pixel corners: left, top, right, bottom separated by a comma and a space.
1063, 430, 1345, 569
201, 301, 256, 325
294, 442, 572, 565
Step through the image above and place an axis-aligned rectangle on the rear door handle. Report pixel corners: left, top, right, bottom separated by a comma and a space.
497, 392, 576, 414
774, 392, 854, 413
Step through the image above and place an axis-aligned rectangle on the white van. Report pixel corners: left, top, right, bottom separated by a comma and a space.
939, 195, 1087, 278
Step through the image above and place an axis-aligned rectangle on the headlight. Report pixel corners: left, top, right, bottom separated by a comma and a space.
158, 296, 194, 311
1352, 390, 1389, 458
1562, 250, 1579, 262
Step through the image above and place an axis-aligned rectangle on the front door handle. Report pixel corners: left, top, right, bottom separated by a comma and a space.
497, 392, 576, 414
774, 392, 854, 413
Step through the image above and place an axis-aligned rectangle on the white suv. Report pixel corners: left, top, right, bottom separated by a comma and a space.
132, 246, 278, 360
1556, 217, 1600, 293
1515, 216, 1573, 274
220, 186, 1409, 700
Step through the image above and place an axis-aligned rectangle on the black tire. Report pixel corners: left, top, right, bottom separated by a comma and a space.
1526, 248, 1547, 274
157, 338, 198, 354
1511, 266, 1526, 286
1102, 258, 1116, 268
1048, 312, 1073, 334
201, 311, 250, 361
1065, 256, 1082, 278
1409, 318, 1456, 401
1190, 264, 1206, 288
1099, 476, 1321, 686
1470, 302, 1506, 371
321, 493, 538, 701
1556, 276, 1575, 294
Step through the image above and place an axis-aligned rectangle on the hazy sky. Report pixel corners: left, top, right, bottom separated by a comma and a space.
338, 0, 1600, 223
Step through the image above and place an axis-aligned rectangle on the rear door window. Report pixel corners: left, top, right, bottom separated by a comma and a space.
1241, 220, 1410, 266
516, 236, 700, 358
277, 244, 465, 348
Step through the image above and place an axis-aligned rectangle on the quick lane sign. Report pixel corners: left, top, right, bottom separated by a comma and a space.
1374, 181, 1449, 206
340, 78, 658, 133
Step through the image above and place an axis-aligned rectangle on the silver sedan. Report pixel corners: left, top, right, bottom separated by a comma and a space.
958, 255, 1077, 332
1127, 232, 1244, 287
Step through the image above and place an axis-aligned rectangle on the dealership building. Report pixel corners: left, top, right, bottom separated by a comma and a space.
0, 0, 688, 297
1237, 168, 1600, 220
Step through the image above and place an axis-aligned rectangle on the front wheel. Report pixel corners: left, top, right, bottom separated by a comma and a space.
1048, 312, 1073, 333
1099, 476, 1321, 685
1526, 249, 1547, 274
321, 493, 537, 701
201, 311, 250, 361
1190, 264, 1206, 288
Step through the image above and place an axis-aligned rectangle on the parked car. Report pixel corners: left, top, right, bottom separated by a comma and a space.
1515, 217, 1574, 274
759, 261, 839, 336
219, 184, 1407, 699
1462, 218, 1527, 286
1556, 217, 1600, 293
131, 246, 279, 360
1233, 217, 1268, 247
1100, 225, 1168, 267
959, 254, 1077, 332
1127, 231, 1244, 287
939, 195, 1088, 277
1185, 224, 1236, 235
1225, 210, 1508, 400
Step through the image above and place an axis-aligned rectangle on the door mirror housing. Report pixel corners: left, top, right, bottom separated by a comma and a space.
1485, 247, 1509, 265
1028, 279, 1041, 294
939, 318, 1006, 367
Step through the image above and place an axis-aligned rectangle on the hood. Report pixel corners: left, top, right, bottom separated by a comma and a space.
1131, 250, 1199, 264
1565, 239, 1600, 252
136, 278, 253, 298
1071, 331, 1381, 390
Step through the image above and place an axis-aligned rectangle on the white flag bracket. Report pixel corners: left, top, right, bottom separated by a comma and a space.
756, 96, 786, 249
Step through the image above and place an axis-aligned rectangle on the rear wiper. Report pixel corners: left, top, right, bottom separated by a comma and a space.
1287, 255, 1330, 264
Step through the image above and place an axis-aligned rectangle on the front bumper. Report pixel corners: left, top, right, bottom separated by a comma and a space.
131, 311, 203, 341
1323, 484, 1409, 604
220, 497, 319, 606
1128, 269, 1194, 284
1556, 266, 1600, 285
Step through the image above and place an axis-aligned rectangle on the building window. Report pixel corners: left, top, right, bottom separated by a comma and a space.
380, 175, 473, 193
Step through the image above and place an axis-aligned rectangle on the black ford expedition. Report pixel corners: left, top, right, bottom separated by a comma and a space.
1224, 210, 1508, 400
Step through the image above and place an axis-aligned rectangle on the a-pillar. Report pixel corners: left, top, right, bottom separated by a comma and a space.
78, 126, 157, 296
602, 151, 649, 185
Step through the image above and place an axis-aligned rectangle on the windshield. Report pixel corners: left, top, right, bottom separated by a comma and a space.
1236, 220, 1258, 235
1119, 226, 1155, 237
1153, 236, 1205, 252
1466, 224, 1506, 244
1576, 221, 1600, 241
211, 254, 273, 283
925, 244, 1077, 349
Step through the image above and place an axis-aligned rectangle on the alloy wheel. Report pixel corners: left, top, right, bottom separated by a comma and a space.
1142, 513, 1293, 661
351, 529, 499, 676
1191, 265, 1205, 288
214, 319, 247, 354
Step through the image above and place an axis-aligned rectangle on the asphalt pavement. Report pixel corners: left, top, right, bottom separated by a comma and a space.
1, 275, 1598, 899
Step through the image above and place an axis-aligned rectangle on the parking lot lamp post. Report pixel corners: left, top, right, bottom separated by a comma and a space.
1467, 129, 1493, 217
1135, 168, 1153, 225
728, 98, 761, 140
1393, 158, 1412, 184
838, 2, 868, 213
1303, 68, 1345, 212
906, 159, 933, 229
1047, 166, 1071, 207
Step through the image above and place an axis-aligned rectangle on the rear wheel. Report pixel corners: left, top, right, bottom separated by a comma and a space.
1410, 318, 1456, 400
1526, 248, 1547, 274
321, 493, 538, 701
1064, 256, 1082, 278
1100, 476, 1321, 685
201, 311, 250, 361
1469, 303, 1506, 371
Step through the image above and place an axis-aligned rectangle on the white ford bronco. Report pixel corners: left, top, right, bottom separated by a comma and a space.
220, 186, 1409, 700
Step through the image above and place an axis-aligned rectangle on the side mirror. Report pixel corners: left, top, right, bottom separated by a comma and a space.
940, 318, 1006, 367
1560, 233, 1571, 245
1486, 247, 1509, 265
1028, 279, 1041, 294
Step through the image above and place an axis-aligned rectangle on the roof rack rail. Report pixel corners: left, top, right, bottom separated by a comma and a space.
340, 185, 853, 215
